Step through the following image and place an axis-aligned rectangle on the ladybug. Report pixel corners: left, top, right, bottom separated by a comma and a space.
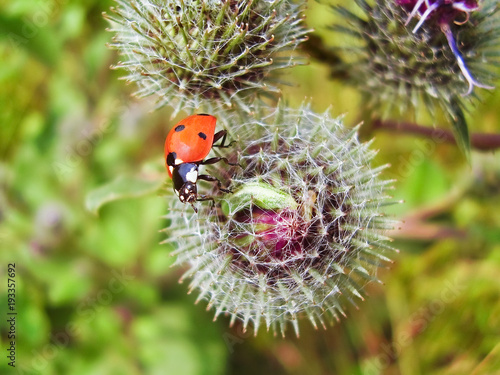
164, 114, 237, 211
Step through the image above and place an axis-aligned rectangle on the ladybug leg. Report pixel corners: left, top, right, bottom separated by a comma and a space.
190, 195, 216, 213
196, 195, 217, 213
199, 156, 241, 168
198, 174, 232, 193
212, 130, 236, 148
197, 195, 216, 204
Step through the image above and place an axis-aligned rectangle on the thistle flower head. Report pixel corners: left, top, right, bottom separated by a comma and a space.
396, 0, 493, 95
332, 0, 499, 117
163, 105, 398, 336
398, 0, 479, 32
104, 0, 309, 115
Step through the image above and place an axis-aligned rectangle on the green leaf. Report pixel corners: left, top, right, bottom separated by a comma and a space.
395, 158, 449, 210
132, 305, 227, 375
470, 340, 500, 374
85, 174, 164, 214
0, 13, 62, 66
447, 97, 471, 161
221, 181, 298, 216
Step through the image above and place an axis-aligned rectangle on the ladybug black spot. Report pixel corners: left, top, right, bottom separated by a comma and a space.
198, 132, 207, 140
197, 113, 210, 116
175, 125, 185, 132
166, 152, 177, 166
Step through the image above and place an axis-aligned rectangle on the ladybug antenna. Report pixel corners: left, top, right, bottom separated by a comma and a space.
191, 203, 198, 213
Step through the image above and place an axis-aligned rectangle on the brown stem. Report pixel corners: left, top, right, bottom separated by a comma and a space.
372, 119, 500, 151
388, 187, 467, 241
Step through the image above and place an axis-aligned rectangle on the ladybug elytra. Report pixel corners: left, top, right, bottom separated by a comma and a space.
164, 114, 237, 211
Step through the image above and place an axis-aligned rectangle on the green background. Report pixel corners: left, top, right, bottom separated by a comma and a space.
1, 0, 500, 374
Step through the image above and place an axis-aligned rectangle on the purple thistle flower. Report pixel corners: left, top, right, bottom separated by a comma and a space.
398, 0, 479, 32
232, 207, 305, 262
397, 0, 494, 95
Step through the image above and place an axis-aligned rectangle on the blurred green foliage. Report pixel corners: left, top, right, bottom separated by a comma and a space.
1, 1, 499, 374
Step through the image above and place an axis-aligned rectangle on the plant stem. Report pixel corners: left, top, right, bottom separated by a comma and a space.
372, 119, 500, 151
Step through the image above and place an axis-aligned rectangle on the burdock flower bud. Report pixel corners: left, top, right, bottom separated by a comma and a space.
104, 0, 309, 115
163, 105, 398, 336
332, 0, 499, 126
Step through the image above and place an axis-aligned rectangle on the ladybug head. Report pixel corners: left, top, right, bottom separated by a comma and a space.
177, 181, 197, 204
172, 163, 199, 205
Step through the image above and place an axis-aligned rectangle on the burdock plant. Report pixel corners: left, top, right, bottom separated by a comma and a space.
162, 104, 398, 336
104, 0, 310, 115
331, 0, 500, 154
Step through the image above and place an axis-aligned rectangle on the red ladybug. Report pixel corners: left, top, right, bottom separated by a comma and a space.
164, 114, 236, 211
